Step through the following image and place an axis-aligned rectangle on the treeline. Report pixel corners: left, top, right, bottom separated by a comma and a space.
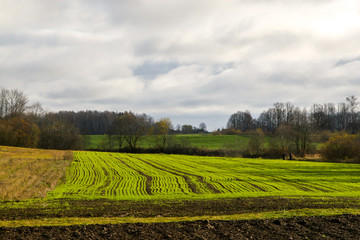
0, 88, 83, 150
53, 111, 123, 135
227, 96, 359, 134
0, 88, 206, 151
225, 96, 360, 161
46, 111, 207, 135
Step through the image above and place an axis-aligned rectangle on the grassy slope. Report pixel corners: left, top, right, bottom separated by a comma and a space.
85, 134, 275, 150
48, 152, 360, 200
0, 146, 71, 200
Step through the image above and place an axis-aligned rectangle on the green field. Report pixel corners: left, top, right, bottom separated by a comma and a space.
85, 134, 266, 150
48, 152, 360, 201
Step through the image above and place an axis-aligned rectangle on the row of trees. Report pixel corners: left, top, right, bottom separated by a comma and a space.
228, 96, 359, 134
51, 111, 123, 135
46, 111, 207, 135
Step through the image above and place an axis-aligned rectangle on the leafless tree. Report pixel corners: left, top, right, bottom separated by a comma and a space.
247, 128, 265, 156
199, 122, 207, 132
0, 88, 29, 118
116, 112, 152, 150
346, 95, 359, 134
227, 110, 253, 132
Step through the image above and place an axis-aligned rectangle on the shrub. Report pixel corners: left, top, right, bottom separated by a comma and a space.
246, 128, 265, 156
221, 128, 242, 135
321, 132, 360, 162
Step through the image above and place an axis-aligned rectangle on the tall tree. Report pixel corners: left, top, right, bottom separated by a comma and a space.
0, 88, 29, 118
227, 110, 253, 132
292, 108, 312, 155
199, 122, 207, 132
346, 95, 359, 134
181, 125, 194, 134
154, 118, 173, 150
116, 112, 152, 150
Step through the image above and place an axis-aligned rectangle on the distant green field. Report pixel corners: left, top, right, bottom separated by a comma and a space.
84, 134, 273, 150
48, 152, 360, 201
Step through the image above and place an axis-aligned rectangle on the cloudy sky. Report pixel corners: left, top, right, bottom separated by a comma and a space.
1, 0, 360, 130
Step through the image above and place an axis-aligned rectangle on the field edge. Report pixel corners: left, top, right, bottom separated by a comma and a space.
1, 208, 360, 228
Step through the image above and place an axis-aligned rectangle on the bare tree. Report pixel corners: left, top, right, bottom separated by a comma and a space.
337, 102, 348, 131
273, 102, 286, 128
8, 89, 29, 117
0, 88, 29, 118
199, 122, 207, 132
247, 128, 265, 156
117, 112, 152, 150
293, 108, 312, 156
346, 96, 359, 134
0, 88, 9, 118
227, 110, 253, 132
271, 123, 294, 154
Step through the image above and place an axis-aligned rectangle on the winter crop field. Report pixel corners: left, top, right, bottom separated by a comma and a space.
48, 151, 360, 200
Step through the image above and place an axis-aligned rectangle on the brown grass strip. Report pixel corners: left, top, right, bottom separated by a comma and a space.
0, 146, 72, 200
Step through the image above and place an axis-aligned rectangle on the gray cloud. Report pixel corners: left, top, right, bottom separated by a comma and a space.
1, 0, 360, 130
335, 57, 360, 67
133, 61, 179, 80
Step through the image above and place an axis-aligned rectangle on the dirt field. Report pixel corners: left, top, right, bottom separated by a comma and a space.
1, 197, 360, 239
2, 197, 360, 221
1, 214, 360, 239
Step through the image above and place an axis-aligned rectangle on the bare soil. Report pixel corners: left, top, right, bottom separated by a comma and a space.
1, 197, 360, 220
1, 214, 360, 239
1, 197, 360, 239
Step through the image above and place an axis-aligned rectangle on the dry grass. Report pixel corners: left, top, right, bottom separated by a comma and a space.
0, 146, 72, 200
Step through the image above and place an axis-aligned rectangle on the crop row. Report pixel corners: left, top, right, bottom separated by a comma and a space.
48, 152, 360, 200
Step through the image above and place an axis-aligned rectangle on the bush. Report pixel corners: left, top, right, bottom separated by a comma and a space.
221, 128, 242, 135
321, 132, 360, 162
319, 130, 332, 143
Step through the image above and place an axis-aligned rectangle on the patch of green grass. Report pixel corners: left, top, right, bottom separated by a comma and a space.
47, 152, 360, 201
85, 134, 274, 150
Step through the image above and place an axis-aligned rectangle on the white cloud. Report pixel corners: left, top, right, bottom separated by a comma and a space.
0, 0, 360, 130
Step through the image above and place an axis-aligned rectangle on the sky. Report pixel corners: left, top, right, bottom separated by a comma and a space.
1, 0, 360, 131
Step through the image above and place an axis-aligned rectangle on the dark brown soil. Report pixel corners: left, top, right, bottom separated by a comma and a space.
1, 197, 360, 239
1, 214, 360, 239
1, 197, 359, 220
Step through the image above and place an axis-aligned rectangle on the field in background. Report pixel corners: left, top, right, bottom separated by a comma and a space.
85, 134, 274, 150
0, 146, 72, 200
48, 151, 360, 201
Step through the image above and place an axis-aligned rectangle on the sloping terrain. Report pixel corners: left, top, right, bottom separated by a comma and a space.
1, 147, 360, 239
48, 151, 360, 200
0, 146, 71, 200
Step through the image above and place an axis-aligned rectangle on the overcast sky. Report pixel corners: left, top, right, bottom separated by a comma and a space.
1, 0, 360, 130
